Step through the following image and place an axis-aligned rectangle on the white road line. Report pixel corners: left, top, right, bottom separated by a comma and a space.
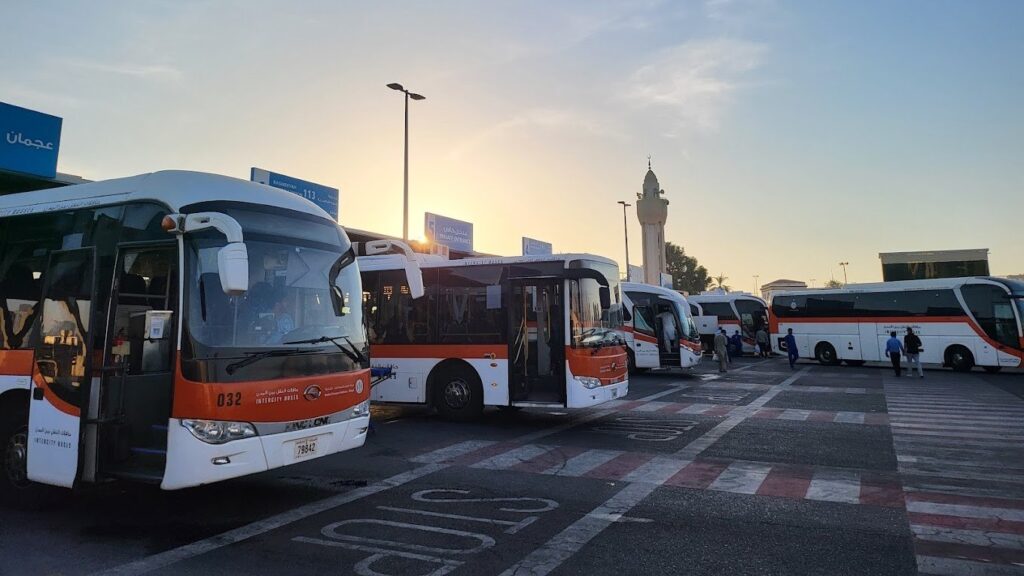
911, 524, 1024, 550
707, 461, 772, 494
545, 449, 622, 477
675, 367, 811, 458
472, 444, 551, 470
805, 470, 861, 504
91, 463, 447, 576
915, 555, 1024, 576
637, 387, 691, 403
778, 409, 811, 421
410, 440, 497, 464
497, 482, 660, 576
906, 501, 1024, 522
891, 422, 1024, 433
833, 412, 866, 424
634, 401, 669, 412
678, 403, 714, 414
893, 429, 1024, 441
621, 457, 690, 485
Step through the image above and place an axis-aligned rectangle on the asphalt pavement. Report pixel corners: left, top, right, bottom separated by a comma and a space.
2, 356, 1023, 576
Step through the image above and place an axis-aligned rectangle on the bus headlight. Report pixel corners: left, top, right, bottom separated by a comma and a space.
352, 399, 371, 417
181, 419, 257, 444
574, 376, 602, 389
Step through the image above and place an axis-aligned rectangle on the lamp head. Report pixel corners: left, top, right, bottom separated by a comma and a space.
409, 92, 426, 101
387, 83, 405, 91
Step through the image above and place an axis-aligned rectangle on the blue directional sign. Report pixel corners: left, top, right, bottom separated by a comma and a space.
425, 212, 473, 252
250, 167, 339, 220
0, 102, 62, 178
522, 237, 552, 256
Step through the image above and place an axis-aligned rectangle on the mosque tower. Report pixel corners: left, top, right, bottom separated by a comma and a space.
636, 159, 669, 285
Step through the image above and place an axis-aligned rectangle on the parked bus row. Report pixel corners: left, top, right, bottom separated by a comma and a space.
0, 170, 633, 500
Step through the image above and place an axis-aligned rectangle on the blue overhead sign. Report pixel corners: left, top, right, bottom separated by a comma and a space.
522, 237, 552, 256
250, 167, 339, 220
425, 212, 473, 252
1, 102, 62, 178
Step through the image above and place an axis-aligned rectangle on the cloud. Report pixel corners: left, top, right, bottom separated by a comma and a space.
448, 107, 624, 160
57, 58, 183, 82
621, 38, 765, 132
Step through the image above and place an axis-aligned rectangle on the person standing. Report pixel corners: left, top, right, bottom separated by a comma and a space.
730, 330, 743, 359
714, 328, 730, 373
904, 327, 924, 378
784, 328, 799, 369
755, 327, 770, 358
886, 331, 905, 377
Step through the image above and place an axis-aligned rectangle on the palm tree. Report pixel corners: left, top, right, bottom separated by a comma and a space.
710, 274, 730, 291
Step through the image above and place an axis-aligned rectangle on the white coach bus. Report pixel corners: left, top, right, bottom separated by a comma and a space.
621, 282, 702, 372
357, 253, 629, 420
0, 170, 421, 501
769, 277, 1024, 372
687, 292, 769, 355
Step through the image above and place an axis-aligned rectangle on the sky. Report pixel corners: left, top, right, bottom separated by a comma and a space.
2, 0, 1021, 293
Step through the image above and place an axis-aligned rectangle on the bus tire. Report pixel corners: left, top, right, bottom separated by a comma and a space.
815, 342, 840, 366
431, 364, 484, 421
1, 407, 56, 509
983, 366, 1002, 374
946, 346, 974, 373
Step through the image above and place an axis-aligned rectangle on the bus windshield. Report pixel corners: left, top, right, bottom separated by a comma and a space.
183, 208, 365, 357
674, 301, 699, 340
568, 261, 624, 348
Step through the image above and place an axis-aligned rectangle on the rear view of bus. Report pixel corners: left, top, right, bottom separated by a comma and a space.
621, 282, 702, 371
359, 254, 628, 420
0, 171, 371, 499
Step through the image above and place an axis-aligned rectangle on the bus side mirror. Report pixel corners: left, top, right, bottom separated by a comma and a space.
599, 286, 611, 309
405, 262, 425, 299
217, 243, 249, 296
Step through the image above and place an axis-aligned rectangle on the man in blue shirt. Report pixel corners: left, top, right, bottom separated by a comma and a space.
784, 328, 799, 369
885, 330, 905, 377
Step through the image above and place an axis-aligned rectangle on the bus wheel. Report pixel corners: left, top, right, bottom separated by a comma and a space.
946, 346, 974, 373
983, 366, 1002, 374
815, 343, 840, 366
433, 366, 483, 421
1, 414, 54, 508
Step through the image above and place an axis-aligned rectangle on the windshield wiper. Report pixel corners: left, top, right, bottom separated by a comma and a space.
225, 348, 325, 375
284, 335, 367, 365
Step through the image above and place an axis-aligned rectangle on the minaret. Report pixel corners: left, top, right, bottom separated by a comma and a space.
636, 159, 669, 285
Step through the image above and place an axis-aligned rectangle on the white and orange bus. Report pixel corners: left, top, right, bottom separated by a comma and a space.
621, 282, 702, 372
0, 170, 419, 500
358, 254, 629, 419
687, 292, 769, 355
769, 277, 1024, 372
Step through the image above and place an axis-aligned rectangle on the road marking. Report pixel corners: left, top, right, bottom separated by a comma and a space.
497, 482, 659, 576
805, 470, 861, 504
472, 445, 551, 470
636, 387, 691, 403
708, 461, 772, 494
91, 462, 447, 576
411, 440, 497, 464
675, 367, 810, 458
544, 449, 622, 477
907, 501, 1024, 523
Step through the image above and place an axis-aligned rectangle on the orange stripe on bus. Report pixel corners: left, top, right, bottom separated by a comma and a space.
565, 345, 628, 385
31, 371, 81, 417
0, 349, 34, 375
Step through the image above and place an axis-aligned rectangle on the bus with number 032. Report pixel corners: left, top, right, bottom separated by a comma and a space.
769, 277, 1024, 372
621, 282, 702, 372
357, 253, 628, 420
687, 292, 769, 355
0, 170, 423, 501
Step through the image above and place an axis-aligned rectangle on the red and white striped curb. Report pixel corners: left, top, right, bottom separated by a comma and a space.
411, 440, 904, 508
605, 399, 888, 425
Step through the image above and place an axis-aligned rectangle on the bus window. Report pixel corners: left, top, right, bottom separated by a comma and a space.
735, 299, 767, 337
962, 284, 1019, 348
36, 250, 94, 409
110, 247, 177, 374
437, 266, 504, 344
0, 249, 45, 350
376, 270, 432, 344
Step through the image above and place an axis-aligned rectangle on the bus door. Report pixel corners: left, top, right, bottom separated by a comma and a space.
510, 280, 563, 403
27, 249, 95, 488
630, 303, 660, 369
99, 244, 177, 480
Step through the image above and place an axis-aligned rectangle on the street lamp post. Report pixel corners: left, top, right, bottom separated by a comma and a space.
838, 261, 849, 285
753, 274, 760, 294
387, 83, 426, 241
617, 201, 631, 280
